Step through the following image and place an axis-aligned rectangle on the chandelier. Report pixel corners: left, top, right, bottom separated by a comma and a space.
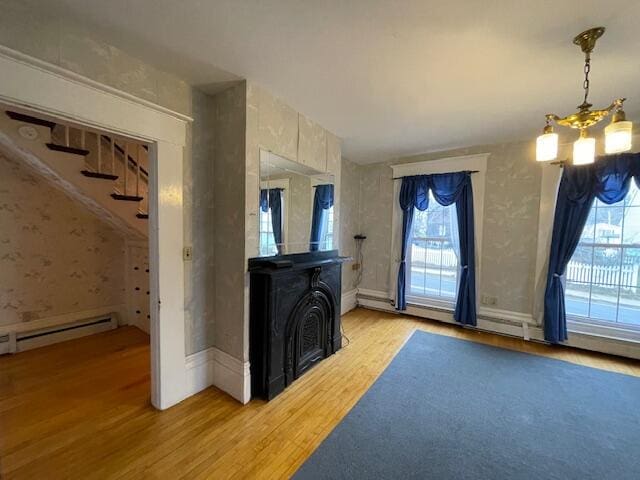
536, 27, 633, 165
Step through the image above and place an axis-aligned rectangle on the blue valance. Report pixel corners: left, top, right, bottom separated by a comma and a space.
544, 152, 640, 343
310, 184, 334, 251
396, 172, 476, 326
260, 188, 284, 255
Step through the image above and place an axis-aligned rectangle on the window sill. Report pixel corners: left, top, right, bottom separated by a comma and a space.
405, 295, 455, 312
567, 317, 640, 344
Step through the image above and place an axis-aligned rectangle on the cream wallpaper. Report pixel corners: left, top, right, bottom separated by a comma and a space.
184, 90, 217, 354
355, 140, 541, 315
266, 172, 312, 250
0, 153, 126, 327
212, 82, 247, 361
340, 158, 362, 292
0, 0, 192, 116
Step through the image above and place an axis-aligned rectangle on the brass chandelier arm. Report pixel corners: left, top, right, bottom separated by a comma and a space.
545, 98, 625, 130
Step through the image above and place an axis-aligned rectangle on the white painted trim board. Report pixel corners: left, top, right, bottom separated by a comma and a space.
185, 346, 251, 404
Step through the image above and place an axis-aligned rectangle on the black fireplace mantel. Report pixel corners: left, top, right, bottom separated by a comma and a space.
249, 250, 348, 400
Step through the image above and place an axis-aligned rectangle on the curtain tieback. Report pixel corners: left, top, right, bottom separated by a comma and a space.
400, 259, 406, 264
553, 273, 561, 278
462, 265, 468, 270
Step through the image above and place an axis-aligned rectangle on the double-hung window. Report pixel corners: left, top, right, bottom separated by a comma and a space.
259, 180, 288, 256
407, 190, 460, 304
322, 205, 335, 250
259, 207, 279, 257
565, 180, 640, 326
390, 154, 487, 311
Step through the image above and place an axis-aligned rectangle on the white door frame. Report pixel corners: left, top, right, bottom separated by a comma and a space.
0, 46, 192, 410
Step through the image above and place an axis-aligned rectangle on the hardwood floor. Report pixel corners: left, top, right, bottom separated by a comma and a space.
1, 308, 639, 479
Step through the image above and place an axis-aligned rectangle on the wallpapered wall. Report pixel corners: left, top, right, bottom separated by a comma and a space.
211, 82, 247, 361
0, 0, 192, 116
284, 173, 313, 250
0, 153, 126, 327
184, 90, 216, 354
356, 140, 541, 316
265, 172, 315, 251
340, 158, 363, 292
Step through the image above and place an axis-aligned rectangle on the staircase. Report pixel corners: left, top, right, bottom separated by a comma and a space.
0, 110, 150, 238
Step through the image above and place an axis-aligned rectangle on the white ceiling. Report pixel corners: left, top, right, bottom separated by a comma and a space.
48, 0, 640, 164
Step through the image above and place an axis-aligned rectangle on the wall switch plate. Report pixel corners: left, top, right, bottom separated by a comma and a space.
183, 246, 193, 261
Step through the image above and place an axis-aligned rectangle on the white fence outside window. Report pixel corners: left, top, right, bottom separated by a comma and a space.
566, 260, 640, 292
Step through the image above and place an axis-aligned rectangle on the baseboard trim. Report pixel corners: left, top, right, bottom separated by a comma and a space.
356, 290, 640, 360
185, 346, 251, 404
478, 306, 535, 325
357, 294, 526, 337
341, 289, 358, 315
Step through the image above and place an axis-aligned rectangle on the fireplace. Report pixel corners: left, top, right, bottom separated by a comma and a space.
249, 251, 345, 400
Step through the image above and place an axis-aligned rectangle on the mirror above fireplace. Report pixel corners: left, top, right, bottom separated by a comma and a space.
258, 149, 335, 257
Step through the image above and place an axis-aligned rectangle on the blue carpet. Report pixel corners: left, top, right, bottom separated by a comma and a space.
294, 330, 640, 479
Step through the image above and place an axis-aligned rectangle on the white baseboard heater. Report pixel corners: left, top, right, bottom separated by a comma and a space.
0, 315, 118, 355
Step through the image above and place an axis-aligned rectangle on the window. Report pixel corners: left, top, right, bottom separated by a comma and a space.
407, 191, 460, 303
259, 207, 278, 256
565, 181, 640, 327
390, 153, 487, 311
322, 206, 334, 250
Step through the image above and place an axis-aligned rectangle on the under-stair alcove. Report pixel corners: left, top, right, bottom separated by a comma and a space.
0, 105, 152, 390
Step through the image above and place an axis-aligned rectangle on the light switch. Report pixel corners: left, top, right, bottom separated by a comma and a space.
183, 246, 193, 261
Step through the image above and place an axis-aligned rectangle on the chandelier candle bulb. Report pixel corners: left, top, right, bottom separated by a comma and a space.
605, 120, 633, 154
536, 130, 559, 161
573, 131, 596, 165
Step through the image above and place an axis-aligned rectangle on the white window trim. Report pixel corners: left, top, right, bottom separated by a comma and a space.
389, 153, 488, 307
533, 137, 640, 346
405, 294, 456, 311
260, 178, 290, 254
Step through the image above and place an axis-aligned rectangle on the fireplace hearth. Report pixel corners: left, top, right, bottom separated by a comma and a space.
249, 250, 346, 400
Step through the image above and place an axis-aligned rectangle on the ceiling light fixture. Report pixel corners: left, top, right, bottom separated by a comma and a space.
535, 27, 633, 165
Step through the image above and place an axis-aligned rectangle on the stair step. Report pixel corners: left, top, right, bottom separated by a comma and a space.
136, 213, 149, 219
111, 193, 144, 202
46, 143, 90, 156
6, 111, 56, 130
81, 170, 119, 181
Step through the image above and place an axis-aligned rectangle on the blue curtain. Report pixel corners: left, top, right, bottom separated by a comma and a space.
260, 188, 284, 255
309, 184, 334, 251
544, 153, 640, 343
396, 172, 477, 326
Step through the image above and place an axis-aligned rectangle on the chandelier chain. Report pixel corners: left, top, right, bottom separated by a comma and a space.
582, 53, 591, 106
